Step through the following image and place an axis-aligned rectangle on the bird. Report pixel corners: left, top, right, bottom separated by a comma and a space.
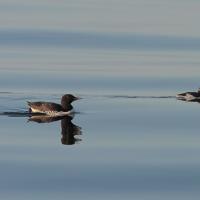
27, 94, 80, 116
176, 88, 200, 101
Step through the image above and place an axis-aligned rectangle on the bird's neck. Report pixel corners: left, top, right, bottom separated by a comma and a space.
61, 103, 73, 111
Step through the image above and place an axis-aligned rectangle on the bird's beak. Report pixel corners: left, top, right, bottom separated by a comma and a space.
74, 96, 82, 101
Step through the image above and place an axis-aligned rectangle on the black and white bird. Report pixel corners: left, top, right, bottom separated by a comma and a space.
27, 94, 80, 116
176, 88, 200, 101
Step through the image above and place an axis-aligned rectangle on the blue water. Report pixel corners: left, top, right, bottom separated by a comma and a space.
0, 30, 200, 50
0, 1, 200, 200
1, 93, 200, 200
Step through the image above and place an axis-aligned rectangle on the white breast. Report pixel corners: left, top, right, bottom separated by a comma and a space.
30, 108, 46, 113
30, 107, 73, 116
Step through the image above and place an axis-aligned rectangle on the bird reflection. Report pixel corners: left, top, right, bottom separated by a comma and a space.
28, 115, 82, 145
177, 98, 200, 103
60, 116, 82, 145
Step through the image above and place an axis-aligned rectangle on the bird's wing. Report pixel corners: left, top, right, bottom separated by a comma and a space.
27, 101, 63, 113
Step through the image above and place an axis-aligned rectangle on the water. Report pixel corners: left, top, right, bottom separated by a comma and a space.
0, 1, 200, 200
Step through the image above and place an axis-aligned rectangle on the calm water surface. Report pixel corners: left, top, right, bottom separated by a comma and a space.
0, 1, 200, 200
1, 68, 200, 200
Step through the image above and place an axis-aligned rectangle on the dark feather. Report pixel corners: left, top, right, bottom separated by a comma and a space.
27, 94, 79, 113
27, 101, 64, 113
177, 92, 200, 97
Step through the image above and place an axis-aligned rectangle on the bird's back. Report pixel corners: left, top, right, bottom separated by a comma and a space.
27, 101, 64, 114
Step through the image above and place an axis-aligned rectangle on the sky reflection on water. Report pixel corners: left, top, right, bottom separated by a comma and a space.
0, 0, 200, 199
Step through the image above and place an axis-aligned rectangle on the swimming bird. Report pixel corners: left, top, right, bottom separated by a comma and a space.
27, 94, 80, 116
176, 88, 200, 101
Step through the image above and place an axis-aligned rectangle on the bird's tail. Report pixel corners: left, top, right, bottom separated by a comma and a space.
27, 101, 32, 107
